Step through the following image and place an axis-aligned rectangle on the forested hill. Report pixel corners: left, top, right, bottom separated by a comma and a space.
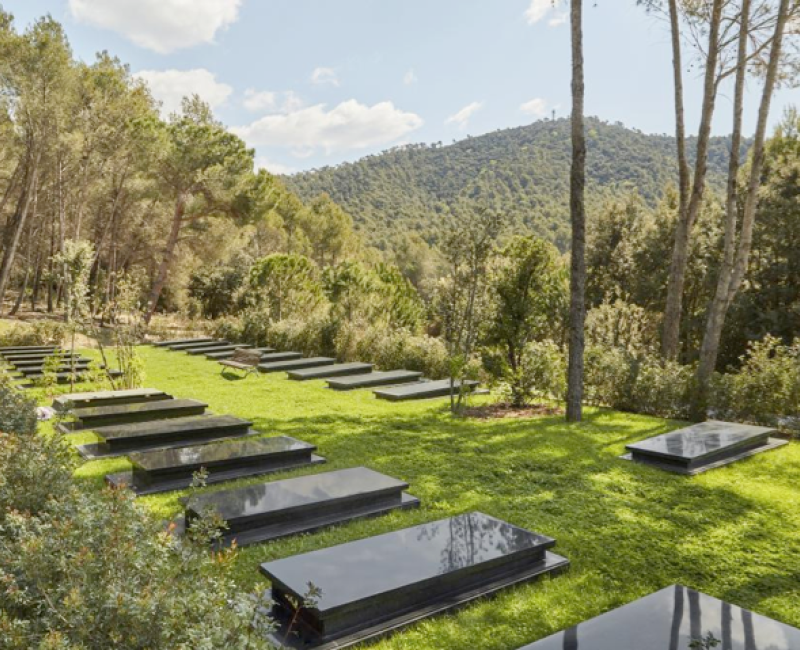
286, 117, 735, 252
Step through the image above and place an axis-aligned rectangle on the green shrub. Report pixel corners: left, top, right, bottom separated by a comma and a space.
0, 422, 272, 649
0, 320, 66, 348
212, 316, 245, 344
514, 340, 567, 403
631, 356, 695, 420
584, 344, 634, 409
348, 325, 449, 378
0, 380, 37, 436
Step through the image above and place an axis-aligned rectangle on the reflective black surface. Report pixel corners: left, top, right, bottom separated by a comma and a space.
262, 512, 553, 613
258, 357, 335, 372
626, 421, 775, 461
327, 370, 423, 389
186, 467, 407, 522
518, 585, 800, 649
73, 398, 205, 419
131, 435, 314, 471
288, 363, 373, 380
94, 414, 250, 441
374, 379, 479, 401
154, 337, 214, 347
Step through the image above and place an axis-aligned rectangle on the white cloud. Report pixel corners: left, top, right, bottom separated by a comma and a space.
445, 101, 483, 130
243, 90, 277, 112
311, 67, 340, 86
243, 89, 305, 113
135, 68, 232, 117
521, 98, 548, 117
524, 0, 565, 26
233, 100, 423, 156
255, 156, 298, 176
403, 69, 418, 85
69, 0, 241, 54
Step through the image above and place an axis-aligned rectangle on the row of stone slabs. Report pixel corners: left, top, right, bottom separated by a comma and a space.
0, 346, 123, 384
56, 386, 797, 648
56, 387, 568, 648
155, 337, 484, 401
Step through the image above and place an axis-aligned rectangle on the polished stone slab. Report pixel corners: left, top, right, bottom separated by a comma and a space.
180, 467, 419, 547
61, 398, 207, 431
260, 512, 569, 649
622, 420, 787, 475
106, 436, 326, 495
153, 337, 214, 347
257, 351, 303, 363
53, 388, 172, 413
186, 343, 250, 355
258, 357, 336, 373
374, 378, 480, 401
16, 369, 122, 385
14, 361, 92, 374
168, 339, 229, 351
288, 362, 373, 381
327, 370, 424, 390
0, 345, 59, 355
77, 414, 252, 459
205, 347, 275, 360
4, 351, 77, 363
516, 584, 800, 649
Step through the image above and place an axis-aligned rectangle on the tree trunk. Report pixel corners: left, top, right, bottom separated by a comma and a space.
661, 0, 725, 360
0, 151, 40, 314
695, 0, 790, 402
145, 196, 185, 324
566, 0, 586, 423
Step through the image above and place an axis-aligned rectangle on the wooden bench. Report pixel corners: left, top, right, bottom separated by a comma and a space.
219, 348, 262, 377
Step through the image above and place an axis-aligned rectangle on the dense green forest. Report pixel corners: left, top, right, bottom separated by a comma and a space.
287, 117, 739, 252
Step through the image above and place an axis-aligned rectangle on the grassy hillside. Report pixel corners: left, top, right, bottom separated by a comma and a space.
287, 117, 737, 252
35, 347, 800, 650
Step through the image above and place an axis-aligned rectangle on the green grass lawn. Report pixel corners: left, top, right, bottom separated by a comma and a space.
34, 346, 800, 649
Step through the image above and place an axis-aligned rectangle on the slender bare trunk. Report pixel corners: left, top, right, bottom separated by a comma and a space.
0, 151, 40, 314
662, 0, 725, 360
566, 0, 586, 422
696, 0, 790, 402
145, 196, 185, 324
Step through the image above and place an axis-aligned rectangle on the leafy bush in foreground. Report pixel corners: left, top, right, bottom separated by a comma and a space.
0, 387, 272, 649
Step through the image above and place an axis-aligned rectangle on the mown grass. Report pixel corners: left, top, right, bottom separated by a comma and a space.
33, 346, 800, 649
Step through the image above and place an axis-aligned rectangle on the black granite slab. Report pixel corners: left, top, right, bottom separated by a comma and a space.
4, 352, 77, 363
168, 339, 229, 351
516, 584, 800, 649
260, 512, 569, 649
187, 343, 250, 355
62, 398, 207, 431
14, 361, 92, 374
16, 369, 121, 385
257, 351, 303, 362
287, 363, 373, 381
205, 347, 275, 360
105, 436, 326, 495
180, 467, 419, 547
622, 420, 787, 474
153, 337, 214, 347
0, 345, 59, 354
374, 379, 480, 401
77, 414, 253, 459
258, 357, 336, 373
327, 370, 424, 390
52, 388, 172, 413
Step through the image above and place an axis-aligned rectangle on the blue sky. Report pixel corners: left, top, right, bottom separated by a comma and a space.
9, 0, 800, 174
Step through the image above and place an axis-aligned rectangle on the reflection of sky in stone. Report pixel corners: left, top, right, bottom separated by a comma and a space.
262, 512, 549, 612
519, 585, 800, 649
189, 467, 405, 521
628, 421, 773, 460
76, 398, 205, 418
98, 414, 238, 441
134, 436, 311, 471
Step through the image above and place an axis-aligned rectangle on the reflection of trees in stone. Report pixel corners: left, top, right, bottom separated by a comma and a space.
415, 513, 541, 575
670, 584, 685, 650
563, 625, 577, 650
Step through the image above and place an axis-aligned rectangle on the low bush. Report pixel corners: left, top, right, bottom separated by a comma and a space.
0, 385, 272, 649
346, 324, 449, 378
0, 320, 66, 348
